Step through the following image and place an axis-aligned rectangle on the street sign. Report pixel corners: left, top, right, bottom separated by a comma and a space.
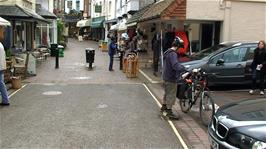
95, 5, 102, 13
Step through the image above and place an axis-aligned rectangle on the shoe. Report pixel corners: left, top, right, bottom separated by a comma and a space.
260, 91, 264, 95
109, 69, 114, 71
249, 90, 254, 94
164, 109, 179, 120
160, 104, 167, 112
0, 103, 10, 106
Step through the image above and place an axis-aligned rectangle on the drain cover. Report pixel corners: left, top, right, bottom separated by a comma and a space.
97, 104, 108, 109
42, 91, 62, 96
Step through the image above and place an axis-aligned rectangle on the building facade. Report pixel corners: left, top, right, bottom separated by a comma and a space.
0, 0, 47, 51
65, 0, 85, 13
36, 0, 57, 47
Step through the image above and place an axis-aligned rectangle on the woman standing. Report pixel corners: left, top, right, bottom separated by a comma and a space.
249, 40, 266, 95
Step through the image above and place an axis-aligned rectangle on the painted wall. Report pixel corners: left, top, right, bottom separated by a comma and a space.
226, 1, 266, 41
186, 0, 224, 21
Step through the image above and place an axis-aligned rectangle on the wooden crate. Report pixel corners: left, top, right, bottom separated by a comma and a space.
122, 57, 128, 73
126, 57, 139, 78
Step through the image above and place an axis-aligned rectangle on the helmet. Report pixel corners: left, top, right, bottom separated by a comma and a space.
172, 36, 184, 48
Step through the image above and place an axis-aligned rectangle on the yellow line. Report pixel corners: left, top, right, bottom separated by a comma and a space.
8, 84, 28, 98
142, 83, 189, 149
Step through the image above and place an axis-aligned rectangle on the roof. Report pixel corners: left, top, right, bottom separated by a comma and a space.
126, 4, 152, 25
140, 0, 186, 22
0, 5, 47, 22
36, 4, 57, 19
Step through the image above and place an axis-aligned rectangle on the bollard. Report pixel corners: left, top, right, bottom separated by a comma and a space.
119, 51, 124, 70
55, 48, 59, 69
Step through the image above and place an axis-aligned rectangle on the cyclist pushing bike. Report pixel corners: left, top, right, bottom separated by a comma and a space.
161, 36, 185, 120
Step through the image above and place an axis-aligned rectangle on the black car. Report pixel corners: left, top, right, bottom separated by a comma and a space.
182, 41, 258, 86
208, 98, 266, 149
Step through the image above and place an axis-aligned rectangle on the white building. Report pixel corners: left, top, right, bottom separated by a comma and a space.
65, 0, 84, 13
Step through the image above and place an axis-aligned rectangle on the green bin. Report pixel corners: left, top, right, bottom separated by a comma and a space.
58, 45, 64, 57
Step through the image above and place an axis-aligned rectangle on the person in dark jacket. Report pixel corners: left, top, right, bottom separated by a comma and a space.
108, 37, 117, 71
152, 32, 161, 76
249, 40, 266, 95
161, 36, 185, 120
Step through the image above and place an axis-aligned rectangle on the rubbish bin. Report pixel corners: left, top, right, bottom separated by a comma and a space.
50, 43, 58, 57
58, 45, 64, 57
85, 48, 95, 69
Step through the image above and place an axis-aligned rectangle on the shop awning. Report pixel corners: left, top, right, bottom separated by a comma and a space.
76, 19, 91, 27
110, 23, 119, 31
36, 4, 57, 19
0, 17, 11, 26
118, 20, 127, 31
105, 19, 117, 24
0, 5, 48, 23
91, 16, 105, 28
140, 0, 186, 22
126, 4, 152, 27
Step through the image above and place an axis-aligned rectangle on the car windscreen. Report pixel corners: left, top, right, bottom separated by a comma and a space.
191, 45, 227, 60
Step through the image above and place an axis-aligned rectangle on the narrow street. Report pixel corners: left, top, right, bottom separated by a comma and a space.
1, 39, 183, 149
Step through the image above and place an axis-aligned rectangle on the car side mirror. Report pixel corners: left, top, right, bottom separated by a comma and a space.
216, 59, 225, 66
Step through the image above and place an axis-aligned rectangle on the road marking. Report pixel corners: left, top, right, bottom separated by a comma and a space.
142, 83, 189, 149
139, 69, 162, 84
8, 84, 28, 98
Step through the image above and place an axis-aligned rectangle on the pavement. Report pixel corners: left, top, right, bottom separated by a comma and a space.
1, 39, 185, 149
3, 38, 261, 149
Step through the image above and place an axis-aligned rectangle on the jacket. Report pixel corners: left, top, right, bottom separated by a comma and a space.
108, 42, 117, 56
163, 48, 185, 82
251, 47, 266, 71
0, 42, 6, 71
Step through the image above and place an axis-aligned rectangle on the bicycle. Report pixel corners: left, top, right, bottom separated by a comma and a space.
178, 68, 215, 126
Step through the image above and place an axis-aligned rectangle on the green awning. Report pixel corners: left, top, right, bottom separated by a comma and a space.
91, 16, 105, 28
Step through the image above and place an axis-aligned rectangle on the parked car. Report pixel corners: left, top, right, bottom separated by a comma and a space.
208, 98, 266, 149
182, 41, 258, 86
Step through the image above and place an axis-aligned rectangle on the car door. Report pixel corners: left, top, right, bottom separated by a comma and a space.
207, 46, 248, 84
243, 45, 257, 81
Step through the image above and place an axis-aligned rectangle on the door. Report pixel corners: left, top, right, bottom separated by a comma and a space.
207, 46, 248, 84
201, 24, 213, 50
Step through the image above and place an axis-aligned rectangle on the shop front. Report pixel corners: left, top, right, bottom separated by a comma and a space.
36, 4, 57, 47
76, 19, 91, 40
0, 5, 48, 52
91, 16, 105, 41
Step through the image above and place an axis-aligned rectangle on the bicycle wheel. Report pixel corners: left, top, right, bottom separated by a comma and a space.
179, 87, 192, 113
200, 91, 215, 127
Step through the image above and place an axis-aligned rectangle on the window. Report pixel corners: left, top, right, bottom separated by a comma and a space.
76, 0, 80, 11
223, 47, 247, 63
109, 1, 112, 14
244, 46, 257, 61
210, 54, 223, 64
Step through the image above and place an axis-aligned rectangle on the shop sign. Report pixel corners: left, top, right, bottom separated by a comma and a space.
95, 5, 102, 13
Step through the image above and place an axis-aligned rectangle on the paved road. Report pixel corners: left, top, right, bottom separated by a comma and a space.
1, 39, 184, 149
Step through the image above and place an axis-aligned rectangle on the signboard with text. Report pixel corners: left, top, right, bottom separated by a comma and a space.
95, 5, 102, 13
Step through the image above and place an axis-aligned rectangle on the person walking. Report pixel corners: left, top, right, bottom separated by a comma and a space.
108, 37, 117, 71
249, 40, 266, 95
0, 40, 10, 106
161, 36, 185, 120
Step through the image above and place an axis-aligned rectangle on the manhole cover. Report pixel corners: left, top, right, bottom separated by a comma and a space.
71, 77, 92, 80
97, 104, 108, 109
42, 91, 62, 96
